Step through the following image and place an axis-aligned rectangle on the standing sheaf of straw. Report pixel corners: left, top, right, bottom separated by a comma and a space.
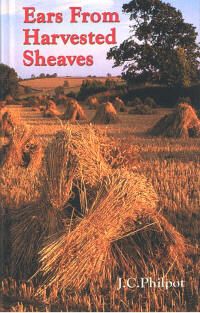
36, 167, 187, 294
0, 110, 32, 166
61, 99, 87, 122
0, 109, 42, 170
9, 131, 75, 275
54, 126, 111, 187
42, 132, 77, 210
9, 125, 111, 276
36, 170, 159, 291
91, 102, 121, 124
0, 110, 43, 209
149, 103, 200, 138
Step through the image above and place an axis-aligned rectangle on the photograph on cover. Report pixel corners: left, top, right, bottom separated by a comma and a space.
0, 0, 199, 312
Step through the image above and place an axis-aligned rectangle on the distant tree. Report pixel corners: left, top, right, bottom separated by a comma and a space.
107, 0, 200, 87
31, 74, 36, 79
52, 73, 58, 78
63, 80, 70, 87
39, 73, 46, 78
55, 86, 65, 96
0, 63, 18, 100
24, 86, 32, 94
78, 80, 107, 100
107, 73, 112, 77
67, 91, 77, 99
177, 96, 192, 105
144, 97, 158, 108
128, 97, 143, 107
176, 47, 192, 88
105, 78, 117, 89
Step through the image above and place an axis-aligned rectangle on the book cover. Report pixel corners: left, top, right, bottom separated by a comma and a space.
0, 0, 199, 312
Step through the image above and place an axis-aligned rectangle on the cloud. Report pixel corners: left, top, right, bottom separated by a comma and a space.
1, 0, 115, 15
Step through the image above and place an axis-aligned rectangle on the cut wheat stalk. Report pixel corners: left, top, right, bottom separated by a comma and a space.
113, 97, 126, 112
52, 126, 111, 188
43, 100, 60, 118
149, 103, 200, 138
61, 100, 87, 122
0, 110, 43, 170
91, 102, 121, 124
9, 135, 76, 276
86, 96, 99, 110
36, 169, 186, 293
9, 125, 110, 277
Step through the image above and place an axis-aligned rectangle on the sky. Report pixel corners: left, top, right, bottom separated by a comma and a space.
0, 0, 200, 78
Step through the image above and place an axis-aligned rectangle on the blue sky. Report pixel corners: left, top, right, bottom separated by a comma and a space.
1, 0, 199, 78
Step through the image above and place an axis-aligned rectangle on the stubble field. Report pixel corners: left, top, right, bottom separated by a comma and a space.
0, 105, 199, 312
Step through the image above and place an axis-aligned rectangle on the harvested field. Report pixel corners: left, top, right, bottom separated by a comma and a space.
62, 100, 87, 122
20, 77, 121, 90
0, 105, 199, 312
19, 77, 123, 98
149, 103, 200, 138
92, 102, 121, 124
